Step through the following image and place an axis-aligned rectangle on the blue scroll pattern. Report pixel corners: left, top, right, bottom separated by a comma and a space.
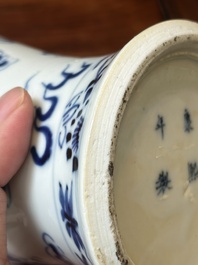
31, 63, 90, 166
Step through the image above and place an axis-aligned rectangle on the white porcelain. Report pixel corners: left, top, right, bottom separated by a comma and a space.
1, 20, 198, 265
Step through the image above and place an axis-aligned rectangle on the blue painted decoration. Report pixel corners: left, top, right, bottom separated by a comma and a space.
0, 50, 18, 70
31, 63, 90, 166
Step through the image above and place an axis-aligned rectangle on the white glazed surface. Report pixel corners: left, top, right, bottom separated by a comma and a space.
0, 41, 115, 264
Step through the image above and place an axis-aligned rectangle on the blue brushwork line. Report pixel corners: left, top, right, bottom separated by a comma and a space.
24, 71, 40, 90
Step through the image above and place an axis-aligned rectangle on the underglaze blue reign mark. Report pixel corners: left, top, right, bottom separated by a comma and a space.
155, 115, 165, 139
155, 171, 172, 195
59, 182, 92, 265
184, 108, 193, 133
42, 232, 72, 264
0, 50, 18, 70
188, 162, 198, 182
31, 63, 90, 166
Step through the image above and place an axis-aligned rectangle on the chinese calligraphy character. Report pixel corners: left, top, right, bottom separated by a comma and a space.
184, 109, 193, 133
155, 171, 172, 195
155, 115, 165, 139
188, 162, 198, 182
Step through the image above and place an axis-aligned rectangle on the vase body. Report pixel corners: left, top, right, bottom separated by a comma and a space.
1, 20, 198, 265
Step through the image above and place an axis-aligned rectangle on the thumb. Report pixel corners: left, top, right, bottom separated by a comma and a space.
0, 87, 34, 264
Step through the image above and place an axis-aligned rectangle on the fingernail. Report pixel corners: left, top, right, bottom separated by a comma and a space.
0, 87, 25, 121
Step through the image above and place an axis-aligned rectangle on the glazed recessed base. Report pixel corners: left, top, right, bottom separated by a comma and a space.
114, 53, 198, 265
84, 20, 198, 265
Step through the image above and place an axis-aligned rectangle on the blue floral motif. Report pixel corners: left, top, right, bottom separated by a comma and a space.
59, 182, 92, 265
59, 182, 83, 251
0, 50, 18, 70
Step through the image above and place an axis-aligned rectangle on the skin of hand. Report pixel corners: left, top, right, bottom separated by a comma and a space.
0, 87, 34, 265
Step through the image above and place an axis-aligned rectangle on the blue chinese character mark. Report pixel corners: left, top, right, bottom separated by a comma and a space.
188, 162, 198, 182
155, 115, 165, 139
184, 109, 193, 133
155, 171, 172, 195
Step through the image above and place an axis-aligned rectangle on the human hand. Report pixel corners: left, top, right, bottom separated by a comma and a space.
0, 87, 34, 265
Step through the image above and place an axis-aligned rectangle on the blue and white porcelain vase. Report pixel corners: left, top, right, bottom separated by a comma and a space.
2, 20, 198, 265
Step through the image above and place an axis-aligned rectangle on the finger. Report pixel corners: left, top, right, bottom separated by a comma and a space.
0, 87, 34, 186
0, 87, 34, 264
